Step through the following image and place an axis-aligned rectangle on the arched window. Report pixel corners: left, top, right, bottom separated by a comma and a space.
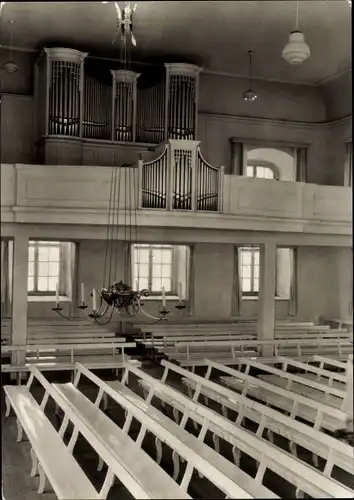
246, 162, 279, 180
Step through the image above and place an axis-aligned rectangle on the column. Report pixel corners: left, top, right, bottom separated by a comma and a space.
257, 242, 276, 357
343, 359, 353, 421
229, 139, 244, 175
11, 232, 29, 369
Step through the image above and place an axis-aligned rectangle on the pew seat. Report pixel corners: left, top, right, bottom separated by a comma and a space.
3, 386, 99, 499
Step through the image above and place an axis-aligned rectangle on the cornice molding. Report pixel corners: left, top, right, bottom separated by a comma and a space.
200, 112, 352, 130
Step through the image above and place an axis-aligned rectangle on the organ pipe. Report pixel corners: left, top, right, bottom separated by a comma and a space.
164, 63, 202, 142
111, 70, 140, 143
43, 48, 88, 138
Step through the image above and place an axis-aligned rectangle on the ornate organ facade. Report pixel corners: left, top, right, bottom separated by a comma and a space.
33, 47, 223, 213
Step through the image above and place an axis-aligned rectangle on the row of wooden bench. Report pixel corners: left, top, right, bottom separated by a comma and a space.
4, 359, 354, 499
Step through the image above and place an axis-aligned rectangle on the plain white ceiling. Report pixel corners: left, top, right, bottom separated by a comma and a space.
0, 1, 351, 85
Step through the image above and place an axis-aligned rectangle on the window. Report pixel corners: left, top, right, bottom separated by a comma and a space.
246, 164, 277, 179
28, 241, 62, 294
240, 245, 294, 299
240, 246, 259, 295
132, 244, 174, 294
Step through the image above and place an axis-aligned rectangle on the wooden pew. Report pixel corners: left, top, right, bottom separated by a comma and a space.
237, 358, 347, 409
120, 362, 354, 497
204, 360, 351, 432
273, 356, 348, 385
1, 342, 139, 379
311, 355, 349, 372
165, 338, 353, 368
149, 360, 354, 478
3, 385, 100, 498
59, 363, 274, 499
25, 366, 189, 499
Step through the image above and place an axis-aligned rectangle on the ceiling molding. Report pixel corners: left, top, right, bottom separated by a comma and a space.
314, 66, 352, 86
201, 111, 352, 130
0, 44, 39, 53
202, 69, 316, 87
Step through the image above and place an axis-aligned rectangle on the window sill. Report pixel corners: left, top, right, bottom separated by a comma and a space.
27, 295, 71, 303
242, 296, 289, 301
143, 295, 181, 301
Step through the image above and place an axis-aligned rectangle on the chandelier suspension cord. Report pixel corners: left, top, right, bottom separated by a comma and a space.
112, 166, 122, 284
295, 0, 299, 30
103, 165, 117, 289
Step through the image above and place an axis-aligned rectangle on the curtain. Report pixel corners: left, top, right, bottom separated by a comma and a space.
232, 246, 242, 315
295, 148, 307, 182
344, 141, 352, 187
229, 140, 244, 175
1, 240, 9, 317
288, 248, 297, 316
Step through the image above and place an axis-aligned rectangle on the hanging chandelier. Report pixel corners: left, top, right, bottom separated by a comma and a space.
282, 1, 310, 65
1, 20, 19, 74
243, 50, 257, 102
53, 1, 185, 325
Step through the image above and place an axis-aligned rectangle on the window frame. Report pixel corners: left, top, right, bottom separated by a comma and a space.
131, 244, 177, 296
240, 245, 260, 297
27, 241, 64, 296
246, 160, 279, 180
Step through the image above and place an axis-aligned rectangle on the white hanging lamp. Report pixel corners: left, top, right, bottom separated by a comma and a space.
282, 1, 310, 65
2, 20, 19, 74
243, 50, 257, 102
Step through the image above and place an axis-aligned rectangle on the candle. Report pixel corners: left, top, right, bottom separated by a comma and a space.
81, 282, 85, 304
135, 279, 139, 291
178, 281, 183, 305
92, 289, 97, 311
56, 282, 59, 305
161, 287, 166, 308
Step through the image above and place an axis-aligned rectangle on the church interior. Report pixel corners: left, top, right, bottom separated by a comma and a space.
0, 0, 353, 498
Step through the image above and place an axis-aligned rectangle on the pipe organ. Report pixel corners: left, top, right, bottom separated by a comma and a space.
33, 48, 223, 212
35, 49, 202, 145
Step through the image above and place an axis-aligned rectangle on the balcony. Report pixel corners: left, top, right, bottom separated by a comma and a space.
1, 140, 351, 237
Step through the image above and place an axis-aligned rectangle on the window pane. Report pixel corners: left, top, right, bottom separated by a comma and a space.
38, 262, 49, 277
162, 278, 171, 292
242, 265, 251, 278
48, 277, 58, 291
265, 168, 274, 179
254, 251, 260, 265
151, 277, 162, 292
27, 276, 34, 292
246, 166, 254, 177
138, 277, 149, 291
137, 263, 149, 278
28, 262, 34, 277
242, 278, 251, 292
241, 251, 252, 265
152, 249, 162, 263
254, 266, 259, 279
49, 247, 60, 261
152, 265, 162, 278
38, 277, 48, 291
253, 278, 259, 291
38, 247, 49, 261
162, 264, 172, 278
161, 250, 172, 264
49, 262, 59, 277
135, 248, 149, 263
256, 167, 265, 178
28, 246, 35, 261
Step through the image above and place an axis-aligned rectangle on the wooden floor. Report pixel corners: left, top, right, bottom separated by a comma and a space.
2, 361, 353, 499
